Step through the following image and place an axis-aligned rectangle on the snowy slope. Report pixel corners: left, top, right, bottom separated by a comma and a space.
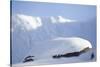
26, 37, 92, 59
13, 51, 93, 67
11, 14, 96, 64
12, 37, 93, 67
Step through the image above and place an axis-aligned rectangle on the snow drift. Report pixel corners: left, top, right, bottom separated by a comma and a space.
11, 14, 96, 65
12, 37, 93, 67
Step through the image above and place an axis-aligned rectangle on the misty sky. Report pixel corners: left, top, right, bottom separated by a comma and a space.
11, 1, 96, 64
12, 1, 96, 21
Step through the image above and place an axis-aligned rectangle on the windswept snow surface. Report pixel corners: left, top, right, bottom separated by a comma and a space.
11, 14, 96, 65
26, 37, 92, 58
12, 37, 93, 67
13, 51, 93, 67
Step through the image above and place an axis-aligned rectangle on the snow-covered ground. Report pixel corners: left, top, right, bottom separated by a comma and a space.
12, 52, 94, 67
11, 14, 96, 66
12, 37, 94, 67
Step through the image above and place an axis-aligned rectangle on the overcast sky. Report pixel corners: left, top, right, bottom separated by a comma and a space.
11, 1, 96, 21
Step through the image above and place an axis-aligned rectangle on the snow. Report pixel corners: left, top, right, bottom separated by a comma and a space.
11, 14, 96, 65
12, 48, 93, 67
25, 37, 92, 58
12, 37, 93, 67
